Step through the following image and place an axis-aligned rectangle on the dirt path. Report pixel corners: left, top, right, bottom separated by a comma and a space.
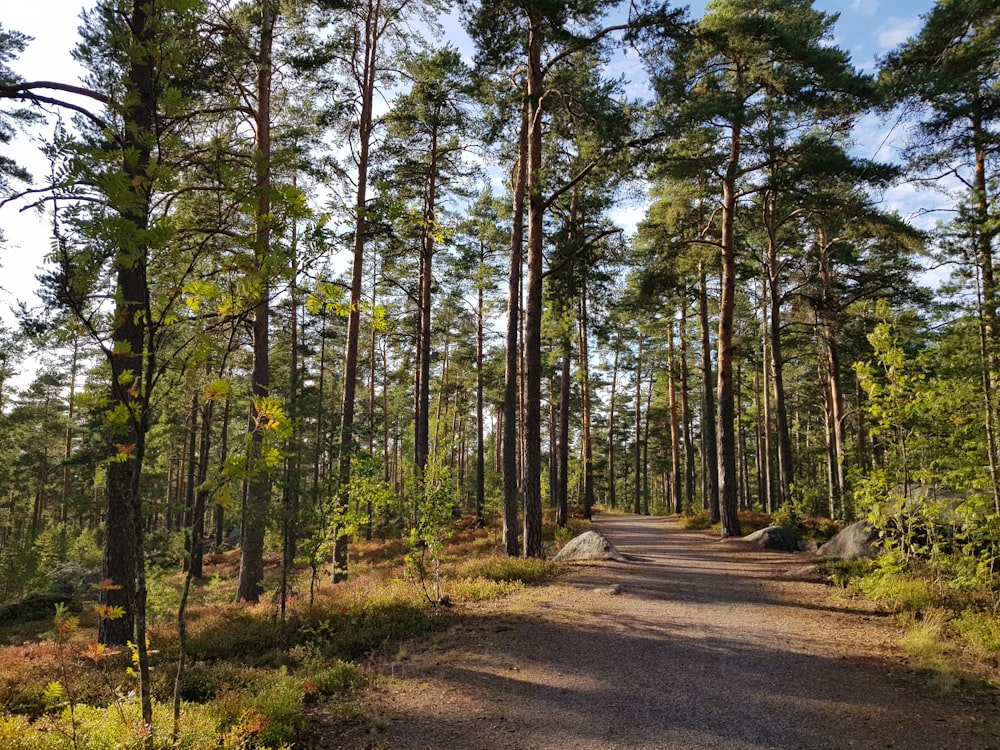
318, 514, 999, 749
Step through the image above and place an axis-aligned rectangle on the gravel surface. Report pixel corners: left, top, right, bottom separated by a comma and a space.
311, 513, 1000, 749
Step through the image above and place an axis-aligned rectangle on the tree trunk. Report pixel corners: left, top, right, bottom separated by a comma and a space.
679, 307, 695, 510
522, 12, 545, 557
556, 336, 571, 527
578, 287, 595, 520
634, 331, 643, 515
699, 266, 719, 519
235, 0, 275, 603
767, 232, 794, 510
608, 343, 619, 509
668, 314, 682, 513
502, 106, 527, 557
717, 132, 742, 538
415, 133, 437, 476
475, 270, 485, 525
334, 0, 380, 582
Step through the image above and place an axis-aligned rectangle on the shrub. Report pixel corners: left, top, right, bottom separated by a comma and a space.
856, 552, 938, 612
212, 671, 306, 749
954, 610, 1000, 659
679, 509, 712, 530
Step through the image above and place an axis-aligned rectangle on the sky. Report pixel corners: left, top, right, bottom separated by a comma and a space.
0, 0, 940, 328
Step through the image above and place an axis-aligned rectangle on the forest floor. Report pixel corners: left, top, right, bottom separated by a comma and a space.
306, 513, 1000, 749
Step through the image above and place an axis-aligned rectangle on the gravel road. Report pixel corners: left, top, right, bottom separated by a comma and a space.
316, 513, 999, 749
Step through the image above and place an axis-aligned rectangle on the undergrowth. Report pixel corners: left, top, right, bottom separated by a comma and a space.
0, 513, 578, 749
830, 550, 1000, 691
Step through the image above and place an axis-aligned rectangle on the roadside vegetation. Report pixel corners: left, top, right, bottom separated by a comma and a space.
0, 513, 576, 750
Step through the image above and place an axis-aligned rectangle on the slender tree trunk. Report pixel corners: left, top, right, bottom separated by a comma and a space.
668, 315, 682, 514
556, 336, 571, 527
971, 102, 1000, 514
767, 234, 794, 510
236, 0, 275, 603
634, 332, 643, 515
717, 129, 742, 538
522, 13, 545, 556
578, 287, 595, 520
475, 274, 485, 526
502, 106, 527, 556
699, 266, 719, 519
415, 136, 438, 476
549, 376, 558, 509
679, 307, 695, 510
214, 394, 231, 548
608, 343, 620, 510
335, 0, 381, 581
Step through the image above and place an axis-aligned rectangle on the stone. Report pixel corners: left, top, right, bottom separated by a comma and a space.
0, 592, 80, 626
46, 562, 102, 599
553, 531, 625, 562
743, 524, 802, 552
818, 520, 879, 560
591, 584, 624, 595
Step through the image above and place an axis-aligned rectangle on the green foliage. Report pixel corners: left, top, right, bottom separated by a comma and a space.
679, 508, 713, 530
953, 610, 1000, 658
821, 557, 876, 588
855, 551, 938, 613
404, 462, 460, 606
214, 672, 305, 749
0, 533, 43, 600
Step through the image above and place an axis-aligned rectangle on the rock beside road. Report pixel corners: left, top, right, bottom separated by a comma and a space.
743, 524, 803, 552
554, 531, 625, 562
818, 520, 879, 560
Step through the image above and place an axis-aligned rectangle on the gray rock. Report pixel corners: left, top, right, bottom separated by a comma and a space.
591, 584, 624, 595
47, 563, 102, 599
554, 531, 625, 562
0, 592, 80, 625
743, 524, 802, 552
818, 520, 878, 560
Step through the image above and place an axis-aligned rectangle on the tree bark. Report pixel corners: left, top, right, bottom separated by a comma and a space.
578, 286, 595, 520
634, 331, 643, 515
235, 0, 274, 603
699, 266, 719, 520
502, 105, 527, 556
522, 12, 545, 557
335, 0, 381, 581
717, 129, 742, 538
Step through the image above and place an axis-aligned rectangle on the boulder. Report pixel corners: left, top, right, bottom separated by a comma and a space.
47, 563, 102, 599
818, 520, 878, 560
0, 592, 80, 626
554, 531, 624, 562
743, 524, 802, 552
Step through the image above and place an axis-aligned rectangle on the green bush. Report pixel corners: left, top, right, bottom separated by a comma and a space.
954, 610, 1000, 657
856, 552, 938, 612
679, 509, 712, 530
305, 660, 366, 697
212, 671, 305, 749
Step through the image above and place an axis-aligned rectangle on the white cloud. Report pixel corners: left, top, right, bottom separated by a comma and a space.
877, 17, 923, 50
850, 0, 879, 17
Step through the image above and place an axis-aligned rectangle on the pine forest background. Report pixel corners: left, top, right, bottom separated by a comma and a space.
0, 0, 998, 674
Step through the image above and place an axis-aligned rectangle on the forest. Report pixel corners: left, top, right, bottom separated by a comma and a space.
0, 0, 998, 746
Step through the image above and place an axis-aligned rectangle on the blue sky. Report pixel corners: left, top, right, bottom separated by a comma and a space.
1, 0, 942, 323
